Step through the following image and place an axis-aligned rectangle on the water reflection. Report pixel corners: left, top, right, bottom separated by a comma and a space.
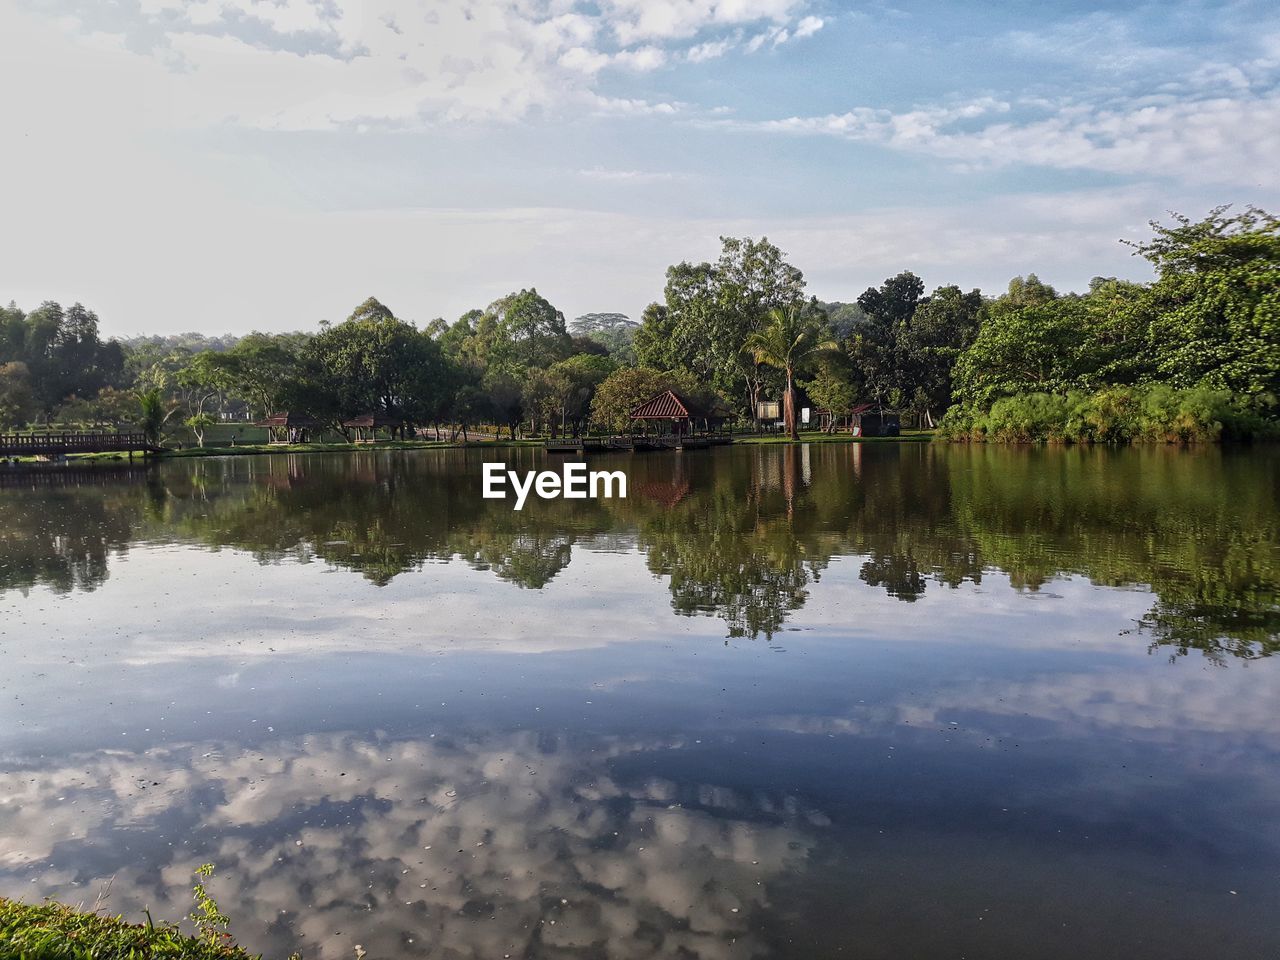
1, 444, 1277, 659
3, 443, 1280, 960
1, 731, 820, 959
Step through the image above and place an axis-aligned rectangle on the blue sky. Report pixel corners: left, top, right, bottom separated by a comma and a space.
1, 0, 1277, 334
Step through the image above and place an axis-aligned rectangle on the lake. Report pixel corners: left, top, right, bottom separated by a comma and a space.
1, 443, 1278, 959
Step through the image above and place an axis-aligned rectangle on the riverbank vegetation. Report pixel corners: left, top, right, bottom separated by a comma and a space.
2, 206, 1275, 445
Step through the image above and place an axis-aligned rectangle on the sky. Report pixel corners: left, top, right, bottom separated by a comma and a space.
1, 0, 1277, 336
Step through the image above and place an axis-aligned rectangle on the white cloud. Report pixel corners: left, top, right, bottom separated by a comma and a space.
687, 37, 735, 62
721, 92, 1280, 186
602, 0, 804, 45
611, 44, 668, 71
9, 0, 822, 129
578, 167, 685, 182
793, 14, 823, 38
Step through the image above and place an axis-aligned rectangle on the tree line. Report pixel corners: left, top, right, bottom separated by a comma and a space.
1, 205, 1275, 444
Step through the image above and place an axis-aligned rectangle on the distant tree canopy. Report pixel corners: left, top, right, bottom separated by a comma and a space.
570, 312, 638, 364
2, 208, 1275, 444
0, 301, 125, 416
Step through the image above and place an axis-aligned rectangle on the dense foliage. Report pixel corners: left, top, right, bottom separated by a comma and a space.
1, 206, 1275, 443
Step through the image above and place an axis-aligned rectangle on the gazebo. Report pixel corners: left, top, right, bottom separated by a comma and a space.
257, 412, 320, 444
629, 390, 723, 439
342, 412, 403, 443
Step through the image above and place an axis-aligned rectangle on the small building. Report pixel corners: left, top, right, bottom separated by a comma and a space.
848, 403, 900, 437
342, 412, 403, 443
630, 390, 725, 438
257, 412, 321, 444
755, 387, 815, 431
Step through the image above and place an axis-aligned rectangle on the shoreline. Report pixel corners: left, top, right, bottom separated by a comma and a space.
3, 431, 934, 465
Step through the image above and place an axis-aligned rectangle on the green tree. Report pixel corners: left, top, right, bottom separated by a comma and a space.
852, 271, 925, 409
802, 352, 859, 432
0, 361, 36, 428
644, 237, 807, 417
591, 367, 679, 433
899, 285, 983, 426
137, 388, 171, 446
744, 305, 834, 440
307, 298, 446, 435
550, 353, 616, 435
215, 334, 308, 418
1130, 206, 1280, 413
951, 297, 1095, 408
482, 288, 572, 371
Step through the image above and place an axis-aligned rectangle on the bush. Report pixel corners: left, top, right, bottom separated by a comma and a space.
940, 385, 1271, 443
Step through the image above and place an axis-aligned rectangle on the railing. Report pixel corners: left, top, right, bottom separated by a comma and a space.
0, 433, 157, 456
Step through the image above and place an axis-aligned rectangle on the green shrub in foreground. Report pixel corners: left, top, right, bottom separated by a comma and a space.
0, 897, 262, 960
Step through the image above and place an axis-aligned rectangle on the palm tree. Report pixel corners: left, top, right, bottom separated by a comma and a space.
137, 388, 171, 447
744, 306, 835, 440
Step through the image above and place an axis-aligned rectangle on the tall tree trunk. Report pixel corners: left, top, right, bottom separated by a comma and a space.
784, 368, 798, 441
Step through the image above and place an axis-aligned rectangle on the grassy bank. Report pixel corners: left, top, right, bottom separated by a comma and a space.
0, 898, 266, 960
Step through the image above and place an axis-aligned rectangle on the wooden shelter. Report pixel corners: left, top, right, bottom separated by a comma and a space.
342, 412, 403, 443
629, 390, 725, 439
257, 412, 321, 444
812, 403, 901, 436
843, 403, 900, 437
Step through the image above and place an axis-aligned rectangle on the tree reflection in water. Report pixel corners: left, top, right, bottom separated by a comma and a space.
0, 443, 1275, 660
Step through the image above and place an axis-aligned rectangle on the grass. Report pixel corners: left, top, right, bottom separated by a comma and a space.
0, 898, 264, 960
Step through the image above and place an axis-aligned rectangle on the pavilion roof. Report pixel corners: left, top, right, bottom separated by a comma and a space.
630, 390, 715, 421
257, 411, 320, 428
342, 412, 400, 429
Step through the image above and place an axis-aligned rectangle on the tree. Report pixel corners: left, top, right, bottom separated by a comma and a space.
744, 306, 834, 440
0, 361, 36, 428
645, 237, 807, 418
137, 388, 170, 446
215, 334, 307, 418
176, 353, 232, 447
307, 300, 446, 435
899, 285, 983, 426
591, 367, 678, 433
483, 368, 524, 439
951, 298, 1095, 408
852, 271, 926, 409
483, 289, 572, 371
1129, 206, 1280, 413
0, 301, 126, 417
633, 301, 681, 371
803, 353, 859, 432
550, 353, 615, 436
569, 313, 638, 363
522, 368, 574, 436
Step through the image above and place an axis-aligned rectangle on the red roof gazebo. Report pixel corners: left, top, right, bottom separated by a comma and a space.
629, 390, 722, 436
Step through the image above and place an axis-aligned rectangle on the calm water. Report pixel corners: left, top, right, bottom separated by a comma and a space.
1, 444, 1278, 959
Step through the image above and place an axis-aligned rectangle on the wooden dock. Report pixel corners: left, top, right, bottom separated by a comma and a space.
546, 435, 734, 453
544, 437, 608, 454
0, 432, 160, 459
